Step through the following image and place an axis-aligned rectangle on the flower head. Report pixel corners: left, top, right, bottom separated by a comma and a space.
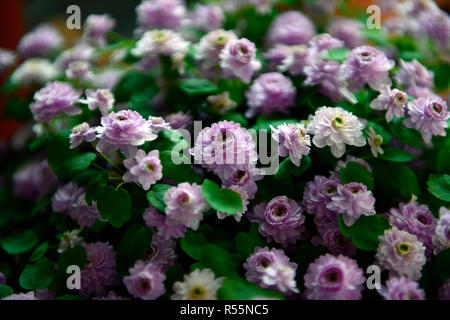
195, 29, 237, 69
207, 92, 237, 114
132, 29, 189, 59
166, 111, 193, 129
83, 14, 115, 46
79, 89, 115, 116
217, 164, 264, 200
380, 276, 425, 300
267, 11, 315, 45
18, 24, 63, 58
123, 149, 163, 190
11, 58, 59, 85
172, 268, 224, 300
70, 122, 97, 148
433, 207, 450, 254
123, 261, 166, 300
191, 4, 224, 32
370, 85, 407, 122
136, 0, 186, 31
143, 206, 186, 240
327, 19, 364, 49
366, 127, 384, 158
395, 59, 434, 88
13, 160, 57, 200
271, 123, 311, 166
0, 49, 16, 74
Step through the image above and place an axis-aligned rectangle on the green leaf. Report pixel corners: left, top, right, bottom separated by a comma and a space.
427, 174, 450, 202
201, 179, 243, 215
275, 156, 311, 179
339, 161, 374, 190
19, 258, 54, 290
338, 214, 390, 251
51, 153, 97, 179
380, 147, 414, 162
146, 184, 172, 213
114, 71, 153, 102
220, 113, 248, 127
177, 78, 218, 95
437, 139, 450, 174
97, 186, 132, 228
1, 230, 39, 255
30, 242, 49, 262
55, 294, 85, 300
199, 244, 237, 277
179, 230, 208, 260
373, 162, 420, 200
234, 224, 266, 261
219, 277, 283, 300
159, 150, 202, 184
321, 47, 350, 62
387, 118, 422, 148
434, 248, 450, 281
0, 284, 13, 298
252, 115, 298, 131
58, 246, 87, 272
117, 224, 153, 273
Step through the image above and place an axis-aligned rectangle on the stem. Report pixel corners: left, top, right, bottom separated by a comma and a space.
91, 142, 124, 173
115, 181, 126, 190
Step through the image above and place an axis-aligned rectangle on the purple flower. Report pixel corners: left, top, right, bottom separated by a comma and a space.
219, 38, 261, 84
248, 196, 306, 248
341, 45, 395, 91
17, 24, 63, 58
267, 11, 315, 46
191, 4, 224, 32
124, 260, 166, 300
418, 9, 450, 47
148, 116, 171, 133
13, 160, 57, 200
389, 200, 437, 254
376, 228, 426, 280
327, 19, 364, 49
309, 34, 344, 53
264, 44, 290, 71
143, 235, 177, 272
136, 0, 186, 31
70, 122, 97, 148
327, 182, 376, 226
380, 276, 425, 300
166, 111, 193, 129
51, 182, 84, 213
195, 29, 237, 69
335, 155, 372, 173
2, 292, 37, 300
433, 207, 450, 254
271, 123, 311, 166
96, 110, 157, 156
190, 121, 258, 174
55, 44, 94, 71
314, 221, 357, 256
404, 97, 449, 143
0, 272, 6, 285
438, 280, 450, 300
79, 89, 115, 116
69, 195, 102, 228
406, 86, 440, 100
123, 149, 163, 190
394, 59, 434, 88
217, 165, 264, 200
65, 61, 92, 81
30, 82, 82, 122
370, 85, 408, 122
280, 45, 314, 76
79, 242, 119, 298
94, 291, 130, 300
304, 254, 365, 300
143, 206, 186, 240
164, 183, 209, 230
245, 72, 296, 117
244, 247, 299, 294
83, 14, 115, 46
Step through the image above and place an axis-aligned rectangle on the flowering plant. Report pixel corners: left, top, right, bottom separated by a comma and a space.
0, 0, 449, 301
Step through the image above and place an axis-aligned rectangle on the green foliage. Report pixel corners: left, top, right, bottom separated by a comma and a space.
387, 118, 422, 148
234, 224, 266, 261
427, 174, 450, 202
201, 179, 243, 215
96, 186, 132, 228
180, 230, 208, 260
275, 156, 311, 179
1, 230, 39, 255
0, 285, 13, 298
58, 246, 87, 271
380, 147, 414, 162
159, 150, 202, 184
177, 78, 218, 95
199, 244, 238, 277
146, 184, 172, 213
339, 161, 374, 190
117, 224, 153, 274
434, 248, 450, 281
30, 241, 49, 262
321, 48, 350, 62
219, 277, 284, 300
19, 258, 54, 290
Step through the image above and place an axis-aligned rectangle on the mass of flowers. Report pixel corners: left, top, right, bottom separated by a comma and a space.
0, 0, 449, 301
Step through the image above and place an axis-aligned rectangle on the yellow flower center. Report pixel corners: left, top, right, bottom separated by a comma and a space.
189, 286, 206, 300
331, 116, 344, 129
397, 242, 411, 255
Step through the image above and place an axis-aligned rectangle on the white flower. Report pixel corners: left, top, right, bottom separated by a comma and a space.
171, 268, 225, 300
195, 29, 237, 68
78, 89, 115, 116
58, 229, 83, 253
207, 91, 237, 114
307, 106, 366, 158
132, 29, 189, 58
366, 127, 384, 158
11, 58, 59, 85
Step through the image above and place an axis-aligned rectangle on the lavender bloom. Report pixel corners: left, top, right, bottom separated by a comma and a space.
132, 29, 189, 59
55, 44, 94, 71
94, 291, 130, 300
217, 185, 249, 222
248, 196, 306, 248
394, 59, 434, 88
433, 207, 450, 254
148, 116, 171, 132
123, 149, 163, 190
376, 228, 426, 280
79, 89, 115, 116
2, 292, 37, 300
309, 34, 344, 53
11, 58, 59, 85
95, 110, 157, 156
70, 122, 97, 148
335, 155, 372, 173
143, 206, 186, 240
404, 97, 449, 143
303, 175, 341, 224
271, 123, 311, 166
406, 86, 440, 101
92, 68, 124, 91
123, 261, 166, 300
389, 200, 437, 254
264, 44, 290, 71
79, 242, 119, 298
438, 280, 450, 300
144, 235, 177, 272
418, 9, 450, 47
195, 29, 237, 69
30, 81, 82, 122
304, 254, 365, 300
83, 14, 115, 46
172, 268, 224, 300
217, 165, 264, 200
267, 11, 315, 46
17, 24, 63, 58
219, 38, 261, 84
370, 85, 408, 122
341, 46, 395, 91
0, 272, 6, 285
166, 111, 193, 129
0, 48, 16, 74
380, 277, 425, 300
164, 183, 209, 230
280, 45, 314, 76
136, 0, 186, 31
190, 121, 258, 174
65, 61, 92, 81
307, 106, 366, 158
244, 247, 299, 294
315, 221, 357, 256
327, 183, 376, 226
191, 4, 224, 32
51, 182, 84, 213
327, 19, 364, 49
245, 72, 296, 117
13, 160, 57, 200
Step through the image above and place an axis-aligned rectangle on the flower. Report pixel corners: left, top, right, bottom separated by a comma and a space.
307, 106, 366, 158
394, 59, 434, 88
264, 44, 291, 71
341, 45, 395, 91
30, 81, 81, 122
207, 92, 237, 114
148, 116, 171, 132
83, 14, 115, 46
370, 85, 407, 122
172, 268, 224, 300
70, 122, 97, 148
404, 97, 449, 143
327, 182, 376, 226
66, 61, 92, 81
280, 45, 314, 76
267, 11, 315, 45
136, 0, 186, 31
95, 110, 157, 156
271, 123, 311, 166
123, 149, 163, 190
327, 19, 364, 49
191, 4, 224, 32
217, 164, 264, 200
166, 111, 193, 129
380, 276, 425, 300
17, 24, 63, 58
388, 200, 437, 254
433, 207, 450, 254
244, 247, 299, 294
79, 242, 119, 297
132, 29, 189, 59
2, 292, 37, 300
195, 29, 238, 69
309, 34, 344, 53
376, 228, 426, 280
78, 89, 115, 116
143, 235, 177, 272
304, 254, 365, 300
219, 38, 261, 84
55, 44, 94, 71
248, 196, 306, 248
143, 206, 186, 240
245, 72, 297, 117
58, 229, 83, 253
13, 160, 57, 200
217, 185, 249, 222
164, 183, 209, 230
11, 58, 59, 85
0, 272, 6, 285
314, 220, 357, 256
51, 182, 84, 213
366, 127, 384, 158
94, 291, 130, 300
123, 261, 166, 300
438, 280, 450, 300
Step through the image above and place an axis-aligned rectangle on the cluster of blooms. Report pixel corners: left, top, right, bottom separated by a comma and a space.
0, 0, 449, 301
